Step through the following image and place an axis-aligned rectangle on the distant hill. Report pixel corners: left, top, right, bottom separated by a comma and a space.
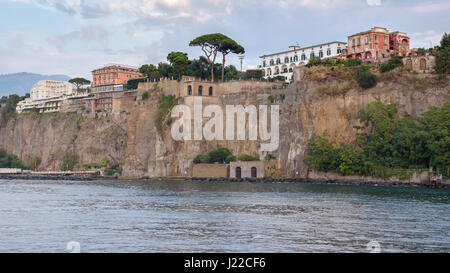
0, 72, 71, 97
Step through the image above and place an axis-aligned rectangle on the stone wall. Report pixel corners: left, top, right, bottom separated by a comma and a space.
192, 164, 229, 178
403, 55, 436, 73
230, 161, 264, 178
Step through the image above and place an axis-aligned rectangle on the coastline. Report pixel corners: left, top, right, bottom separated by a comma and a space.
2, 173, 448, 189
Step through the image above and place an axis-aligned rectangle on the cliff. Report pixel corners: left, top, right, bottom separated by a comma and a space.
1, 67, 449, 179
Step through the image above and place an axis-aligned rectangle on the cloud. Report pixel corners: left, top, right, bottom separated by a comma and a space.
410, 30, 444, 48
366, 0, 381, 6
47, 26, 109, 51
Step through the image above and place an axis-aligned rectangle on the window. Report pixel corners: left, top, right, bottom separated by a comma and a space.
310, 52, 315, 58
375, 35, 378, 42
270, 59, 274, 66
326, 49, 331, 56
251, 167, 257, 178
198, 85, 203, 96
357, 38, 361, 45
319, 51, 323, 58
209, 87, 213, 96
337, 48, 342, 54
365, 36, 369, 43
284, 57, 289, 63
352, 39, 355, 46
188, 85, 192, 95
263, 61, 266, 67
384, 37, 387, 44
365, 45, 369, 51
301, 54, 306, 60
276, 58, 281, 64
236, 167, 241, 178
294, 55, 298, 62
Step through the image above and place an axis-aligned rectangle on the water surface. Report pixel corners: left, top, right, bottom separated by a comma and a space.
0, 179, 449, 253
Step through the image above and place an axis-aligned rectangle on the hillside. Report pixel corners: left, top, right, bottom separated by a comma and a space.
0, 72, 71, 97
0, 67, 448, 179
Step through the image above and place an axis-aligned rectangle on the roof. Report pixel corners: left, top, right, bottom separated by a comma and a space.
348, 27, 390, 37
259, 41, 347, 58
92, 64, 140, 73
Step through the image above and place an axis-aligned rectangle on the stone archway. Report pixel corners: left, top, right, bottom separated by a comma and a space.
405, 59, 412, 71
251, 167, 257, 178
420, 58, 427, 70
236, 167, 242, 179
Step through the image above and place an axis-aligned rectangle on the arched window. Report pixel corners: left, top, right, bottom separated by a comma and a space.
276, 58, 281, 64
263, 61, 266, 67
294, 55, 298, 62
327, 49, 331, 56
209, 86, 213, 96
270, 59, 274, 66
251, 167, 257, 178
188, 85, 192, 95
319, 51, 323, 58
285, 57, 289, 63
337, 48, 342, 54
310, 52, 315, 59
301, 54, 306, 61
198, 85, 203, 96
236, 167, 242, 178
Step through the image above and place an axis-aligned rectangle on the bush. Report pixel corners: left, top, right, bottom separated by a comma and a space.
208, 148, 231, 163
306, 57, 323, 67
380, 56, 403, 73
142, 91, 149, 100
225, 155, 236, 164
127, 78, 147, 90
194, 155, 210, 164
357, 66, 377, 89
237, 154, 260, 161
27, 154, 41, 171
0, 149, 27, 169
60, 152, 79, 171
344, 58, 362, 67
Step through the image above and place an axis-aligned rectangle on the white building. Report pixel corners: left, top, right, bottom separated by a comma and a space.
259, 41, 347, 81
16, 80, 87, 113
30, 80, 74, 101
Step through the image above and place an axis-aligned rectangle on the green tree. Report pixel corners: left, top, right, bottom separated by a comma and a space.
357, 66, 377, 89
69, 78, 91, 91
188, 56, 210, 79
218, 37, 245, 81
157, 62, 173, 78
435, 33, 450, 74
139, 64, 161, 81
189, 33, 229, 82
167, 52, 189, 80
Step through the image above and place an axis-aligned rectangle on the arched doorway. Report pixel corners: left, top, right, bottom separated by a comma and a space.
405, 59, 412, 71
251, 167, 257, 178
209, 86, 213, 96
198, 85, 203, 96
188, 85, 192, 95
236, 167, 241, 178
420, 58, 427, 70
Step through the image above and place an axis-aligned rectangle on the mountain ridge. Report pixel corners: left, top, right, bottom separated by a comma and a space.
0, 72, 71, 97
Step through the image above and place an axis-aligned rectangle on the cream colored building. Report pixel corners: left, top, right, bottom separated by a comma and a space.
30, 80, 74, 100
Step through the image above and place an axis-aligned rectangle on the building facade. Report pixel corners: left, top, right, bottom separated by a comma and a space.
91, 64, 142, 93
29, 80, 74, 101
259, 42, 347, 81
346, 27, 410, 62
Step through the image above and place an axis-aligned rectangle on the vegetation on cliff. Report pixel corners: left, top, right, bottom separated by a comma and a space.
305, 102, 450, 179
435, 33, 450, 74
0, 93, 29, 121
0, 149, 27, 169
157, 93, 179, 134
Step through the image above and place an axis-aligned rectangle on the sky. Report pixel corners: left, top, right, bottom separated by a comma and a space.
0, 0, 449, 79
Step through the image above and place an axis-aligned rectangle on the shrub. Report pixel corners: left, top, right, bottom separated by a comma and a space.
207, 148, 231, 163
27, 154, 41, 171
127, 78, 147, 90
0, 149, 27, 169
60, 152, 79, 171
268, 95, 275, 103
380, 56, 404, 73
194, 155, 210, 164
306, 57, 323, 67
142, 91, 149, 100
357, 66, 377, 89
225, 155, 236, 164
344, 58, 362, 67
237, 154, 260, 161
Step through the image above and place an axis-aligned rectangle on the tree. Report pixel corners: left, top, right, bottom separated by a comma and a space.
157, 62, 173, 78
139, 64, 160, 81
69, 78, 91, 91
189, 33, 229, 82
218, 37, 245, 81
188, 56, 210, 79
167, 52, 189, 80
435, 33, 450, 74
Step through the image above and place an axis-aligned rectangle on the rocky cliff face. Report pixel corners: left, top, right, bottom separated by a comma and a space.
1, 67, 449, 179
